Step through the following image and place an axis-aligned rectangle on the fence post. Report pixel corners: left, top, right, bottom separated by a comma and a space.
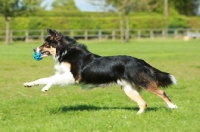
84, 30, 88, 41
150, 29, 154, 40
70, 30, 74, 38
162, 29, 165, 39
112, 30, 115, 41
98, 30, 102, 41
9, 30, 13, 43
25, 30, 29, 42
137, 30, 141, 40
174, 29, 178, 39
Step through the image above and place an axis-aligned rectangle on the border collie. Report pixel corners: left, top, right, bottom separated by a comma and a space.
24, 29, 177, 114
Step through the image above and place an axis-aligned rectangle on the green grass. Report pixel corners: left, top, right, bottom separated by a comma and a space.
0, 39, 200, 132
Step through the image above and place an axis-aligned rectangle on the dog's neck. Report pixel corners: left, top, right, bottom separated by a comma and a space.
53, 50, 67, 62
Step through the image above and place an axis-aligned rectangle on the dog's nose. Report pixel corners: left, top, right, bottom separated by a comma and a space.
33, 48, 36, 52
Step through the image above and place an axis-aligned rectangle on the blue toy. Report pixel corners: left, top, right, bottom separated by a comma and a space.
34, 52, 43, 61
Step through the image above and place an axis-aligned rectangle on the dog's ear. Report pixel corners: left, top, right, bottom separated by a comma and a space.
47, 29, 57, 36
47, 29, 62, 41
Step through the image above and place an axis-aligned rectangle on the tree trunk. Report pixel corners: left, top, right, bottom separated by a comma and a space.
5, 16, 10, 45
118, 12, 124, 43
125, 14, 129, 42
164, 0, 168, 38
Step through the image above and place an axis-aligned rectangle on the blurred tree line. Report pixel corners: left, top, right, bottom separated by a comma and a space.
89, 0, 200, 42
0, 0, 200, 44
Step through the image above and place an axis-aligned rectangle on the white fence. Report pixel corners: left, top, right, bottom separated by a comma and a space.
0, 28, 200, 42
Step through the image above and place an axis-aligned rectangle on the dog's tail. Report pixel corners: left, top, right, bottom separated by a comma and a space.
153, 68, 177, 87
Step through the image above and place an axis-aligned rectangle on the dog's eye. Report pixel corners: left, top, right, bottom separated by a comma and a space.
43, 43, 50, 48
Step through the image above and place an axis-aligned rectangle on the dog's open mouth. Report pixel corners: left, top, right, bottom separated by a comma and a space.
40, 51, 51, 57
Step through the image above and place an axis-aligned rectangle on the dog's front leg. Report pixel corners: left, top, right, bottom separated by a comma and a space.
24, 77, 49, 87
41, 72, 75, 92
24, 72, 75, 92
24, 76, 55, 92
41, 82, 53, 92
24, 77, 52, 88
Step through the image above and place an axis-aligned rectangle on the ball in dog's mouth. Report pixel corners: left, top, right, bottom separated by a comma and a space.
34, 52, 43, 61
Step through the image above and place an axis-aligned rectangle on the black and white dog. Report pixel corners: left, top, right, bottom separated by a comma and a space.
24, 29, 177, 114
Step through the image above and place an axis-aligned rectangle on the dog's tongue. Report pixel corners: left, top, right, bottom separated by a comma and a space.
34, 52, 43, 61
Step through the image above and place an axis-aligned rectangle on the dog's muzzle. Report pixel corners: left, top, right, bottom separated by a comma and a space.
33, 47, 51, 58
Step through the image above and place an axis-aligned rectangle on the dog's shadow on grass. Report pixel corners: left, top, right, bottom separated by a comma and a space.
49, 104, 160, 114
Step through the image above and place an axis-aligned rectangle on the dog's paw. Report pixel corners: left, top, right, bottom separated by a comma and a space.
23, 82, 34, 87
168, 103, 178, 109
137, 110, 144, 115
41, 88, 48, 92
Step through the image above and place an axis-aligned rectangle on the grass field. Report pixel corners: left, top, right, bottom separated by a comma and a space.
0, 39, 200, 132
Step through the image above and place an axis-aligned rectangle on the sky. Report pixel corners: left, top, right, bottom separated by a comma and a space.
41, 0, 200, 14
41, 0, 106, 12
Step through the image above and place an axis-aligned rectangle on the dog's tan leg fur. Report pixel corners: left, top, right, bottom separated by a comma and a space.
117, 79, 147, 114
123, 86, 147, 114
146, 82, 177, 108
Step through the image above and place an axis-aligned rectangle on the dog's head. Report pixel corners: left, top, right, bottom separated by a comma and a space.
34, 29, 76, 59
33, 29, 62, 58
33, 29, 77, 60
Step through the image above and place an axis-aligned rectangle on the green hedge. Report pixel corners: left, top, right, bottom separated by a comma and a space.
0, 16, 199, 31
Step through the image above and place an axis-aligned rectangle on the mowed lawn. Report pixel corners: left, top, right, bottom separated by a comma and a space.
0, 39, 200, 132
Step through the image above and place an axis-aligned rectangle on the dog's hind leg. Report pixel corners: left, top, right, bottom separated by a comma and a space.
117, 79, 147, 114
146, 82, 177, 109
